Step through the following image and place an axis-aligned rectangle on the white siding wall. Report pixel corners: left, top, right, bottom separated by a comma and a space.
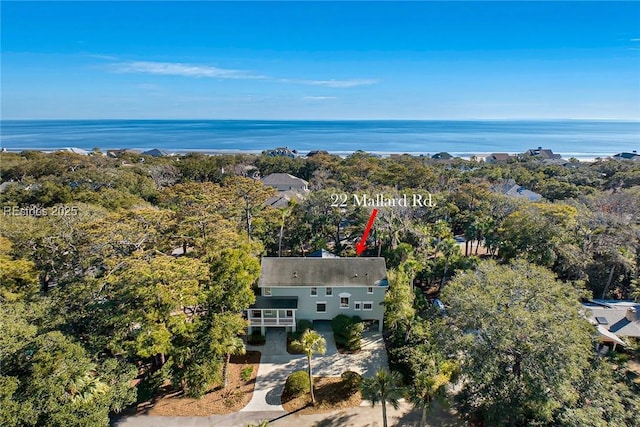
269, 286, 385, 325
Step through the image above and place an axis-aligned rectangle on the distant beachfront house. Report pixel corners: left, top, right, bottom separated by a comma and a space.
523, 147, 562, 160
583, 300, 640, 349
58, 147, 90, 156
264, 147, 298, 158
247, 257, 388, 335
492, 179, 543, 202
106, 149, 142, 158
486, 153, 512, 163
307, 150, 329, 157
431, 152, 453, 160
612, 151, 640, 161
142, 148, 171, 157
262, 173, 310, 208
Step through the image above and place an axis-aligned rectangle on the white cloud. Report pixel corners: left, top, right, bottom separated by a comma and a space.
309, 79, 378, 88
105, 59, 378, 88
110, 60, 267, 80
304, 78, 379, 88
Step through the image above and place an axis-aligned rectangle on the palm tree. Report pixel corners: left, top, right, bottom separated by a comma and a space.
361, 368, 403, 427
222, 336, 246, 388
438, 237, 459, 290
406, 359, 457, 427
292, 329, 326, 404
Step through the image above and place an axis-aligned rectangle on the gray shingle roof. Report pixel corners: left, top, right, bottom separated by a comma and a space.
261, 173, 308, 188
583, 300, 640, 338
259, 257, 388, 288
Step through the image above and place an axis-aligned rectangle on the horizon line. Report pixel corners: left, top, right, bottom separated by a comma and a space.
2, 117, 639, 122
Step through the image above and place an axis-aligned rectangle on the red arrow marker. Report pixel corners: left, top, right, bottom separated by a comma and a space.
355, 208, 378, 256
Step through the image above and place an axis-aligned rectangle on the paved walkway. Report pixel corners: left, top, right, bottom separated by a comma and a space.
113, 325, 390, 427
113, 402, 460, 427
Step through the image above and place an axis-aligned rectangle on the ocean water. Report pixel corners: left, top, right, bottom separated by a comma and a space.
1, 120, 638, 160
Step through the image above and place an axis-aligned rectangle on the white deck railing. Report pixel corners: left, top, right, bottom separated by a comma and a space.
248, 317, 295, 326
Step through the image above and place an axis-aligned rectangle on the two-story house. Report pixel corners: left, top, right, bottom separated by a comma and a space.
262, 173, 310, 208
247, 257, 389, 335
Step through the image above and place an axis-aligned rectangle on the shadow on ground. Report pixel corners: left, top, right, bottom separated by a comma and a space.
396, 402, 462, 427
312, 413, 359, 427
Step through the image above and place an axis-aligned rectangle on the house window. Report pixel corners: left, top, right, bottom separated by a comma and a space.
367, 287, 374, 294
264, 287, 272, 296
264, 310, 273, 316
326, 287, 333, 296
310, 287, 318, 296
252, 310, 262, 317
363, 302, 373, 311
340, 297, 350, 309
286, 310, 293, 317
354, 302, 362, 310
316, 302, 327, 313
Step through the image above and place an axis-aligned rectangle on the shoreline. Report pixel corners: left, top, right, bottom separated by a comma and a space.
1, 147, 606, 163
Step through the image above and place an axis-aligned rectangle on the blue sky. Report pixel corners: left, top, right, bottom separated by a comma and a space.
2, 1, 639, 120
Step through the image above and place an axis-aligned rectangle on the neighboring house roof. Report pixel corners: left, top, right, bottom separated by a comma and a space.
524, 147, 562, 159
251, 296, 298, 310
308, 249, 339, 258
432, 152, 453, 160
142, 148, 170, 157
612, 151, 639, 160
59, 147, 90, 155
262, 173, 308, 190
492, 179, 543, 202
596, 325, 626, 346
583, 300, 640, 339
171, 245, 194, 256
504, 185, 543, 202
106, 149, 142, 158
307, 150, 329, 157
0, 182, 18, 192
265, 190, 305, 208
234, 164, 260, 179
265, 147, 297, 158
486, 153, 512, 162
259, 257, 388, 288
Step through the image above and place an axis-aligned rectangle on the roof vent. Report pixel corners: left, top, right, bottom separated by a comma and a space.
293, 272, 298, 278
626, 307, 636, 322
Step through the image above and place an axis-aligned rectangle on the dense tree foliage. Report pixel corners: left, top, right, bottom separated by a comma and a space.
1, 150, 639, 424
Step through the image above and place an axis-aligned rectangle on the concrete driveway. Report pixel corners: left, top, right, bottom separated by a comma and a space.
113, 325, 389, 427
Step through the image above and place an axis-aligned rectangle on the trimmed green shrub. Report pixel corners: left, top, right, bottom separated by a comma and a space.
341, 370, 362, 394
331, 314, 352, 335
297, 319, 313, 333
284, 370, 310, 397
332, 314, 364, 352
247, 331, 266, 345
241, 365, 253, 382
345, 321, 365, 351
